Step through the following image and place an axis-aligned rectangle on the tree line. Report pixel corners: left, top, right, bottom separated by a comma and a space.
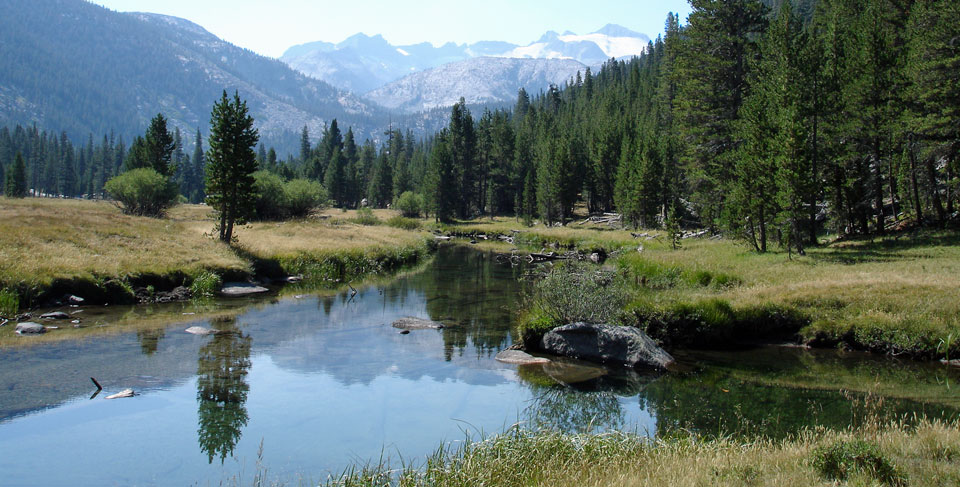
4, 0, 957, 254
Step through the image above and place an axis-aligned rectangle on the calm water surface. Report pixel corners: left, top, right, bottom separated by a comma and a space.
0, 245, 957, 486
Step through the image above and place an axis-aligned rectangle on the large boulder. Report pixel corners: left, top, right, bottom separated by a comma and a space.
538, 323, 674, 370
40, 311, 71, 320
15, 322, 47, 335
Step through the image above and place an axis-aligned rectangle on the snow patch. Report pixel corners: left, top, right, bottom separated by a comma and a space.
396, 48, 410, 56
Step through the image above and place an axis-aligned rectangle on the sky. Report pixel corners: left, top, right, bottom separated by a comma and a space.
90, 0, 693, 58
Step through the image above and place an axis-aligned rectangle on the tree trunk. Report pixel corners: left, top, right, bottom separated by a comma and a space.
908, 137, 923, 225
873, 150, 885, 234
924, 152, 946, 223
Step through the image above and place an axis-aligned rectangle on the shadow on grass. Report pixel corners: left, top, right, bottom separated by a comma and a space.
811, 232, 960, 265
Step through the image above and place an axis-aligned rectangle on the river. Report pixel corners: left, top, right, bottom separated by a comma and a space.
0, 245, 957, 486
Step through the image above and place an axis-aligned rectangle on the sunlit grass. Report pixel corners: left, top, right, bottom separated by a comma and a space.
318, 421, 960, 487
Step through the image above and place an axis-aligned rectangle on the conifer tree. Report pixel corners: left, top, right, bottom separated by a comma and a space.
205, 91, 259, 243
5, 152, 27, 197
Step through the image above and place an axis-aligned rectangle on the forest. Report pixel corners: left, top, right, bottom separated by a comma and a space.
2, 0, 958, 254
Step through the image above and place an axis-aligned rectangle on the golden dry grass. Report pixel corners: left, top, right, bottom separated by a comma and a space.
0, 198, 248, 288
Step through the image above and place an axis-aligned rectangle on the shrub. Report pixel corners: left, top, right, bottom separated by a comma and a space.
395, 191, 425, 218
0, 288, 19, 318
531, 263, 628, 326
104, 168, 179, 217
812, 440, 906, 486
386, 216, 421, 230
353, 207, 380, 226
190, 272, 222, 299
283, 178, 328, 218
252, 170, 286, 220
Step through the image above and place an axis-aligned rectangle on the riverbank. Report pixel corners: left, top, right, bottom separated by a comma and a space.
322, 420, 958, 486
435, 217, 960, 361
0, 198, 433, 315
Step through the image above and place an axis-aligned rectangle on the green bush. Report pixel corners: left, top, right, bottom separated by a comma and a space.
395, 191, 425, 218
531, 263, 628, 326
0, 288, 19, 318
283, 178, 328, 218
190, 272, 222, 299
386, 216, 421, 230
812, 440, 906, 486
353, 207, 380, 226
104, 168, 179, 217
252, 170, 286, 220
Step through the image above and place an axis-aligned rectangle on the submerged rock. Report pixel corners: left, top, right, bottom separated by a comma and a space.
392, 317, 444, 330
105, 389, 135, 399
538, 323, 674, 370
220, 283, 269, 296
495, 349, 551, 365
541, 360, 607, 384
185, 326, 217, 336
15, 322, 46, 335
40, 311, 70, 320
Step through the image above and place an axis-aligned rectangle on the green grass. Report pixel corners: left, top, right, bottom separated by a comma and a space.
0, 287, 18, 318
315, 421, 959, 487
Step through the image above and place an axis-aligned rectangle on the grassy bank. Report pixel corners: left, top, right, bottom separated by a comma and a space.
458, 217, 960, 360
322, 421, 959, 487
0, 198, 432, 310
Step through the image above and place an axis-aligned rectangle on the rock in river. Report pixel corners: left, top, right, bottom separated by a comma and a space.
15, 322, 46, 335
392, 317, 444, 330
220, 283, 269, 296
40, 311, 71, 320
495, 349, 551, 365
538, 323, 674, 370
185, 326, 218, 336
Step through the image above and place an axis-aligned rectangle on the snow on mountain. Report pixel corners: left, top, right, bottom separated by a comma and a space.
282, 24, 649, 95
365, 57, 587, 113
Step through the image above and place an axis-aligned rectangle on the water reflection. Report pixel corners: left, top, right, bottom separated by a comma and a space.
196, 317, 252, 464
136, 329, 164, 355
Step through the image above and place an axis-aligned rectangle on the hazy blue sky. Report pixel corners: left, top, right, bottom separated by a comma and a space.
91, 0, 692, 58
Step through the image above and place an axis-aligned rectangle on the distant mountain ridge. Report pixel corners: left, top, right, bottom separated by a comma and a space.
282, 24, 651, 95
366, 57, 588, 113
0, 0, 391, 151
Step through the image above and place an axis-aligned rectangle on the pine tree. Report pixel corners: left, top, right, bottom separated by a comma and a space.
144, 113, 175, 176
5, 152, 27, 197
205, 91, 260, 243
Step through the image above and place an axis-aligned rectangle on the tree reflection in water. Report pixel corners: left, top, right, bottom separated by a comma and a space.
196, 316, 252, 464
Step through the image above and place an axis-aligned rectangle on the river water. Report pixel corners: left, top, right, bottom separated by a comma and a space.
0, 245, 957, 486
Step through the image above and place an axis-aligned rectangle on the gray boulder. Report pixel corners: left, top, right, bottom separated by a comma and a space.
220, 283, 269, 296
495, 349, 551, 365
16, 322, 46, 335
40, 311, 70, 320
539, 323, 674, 370
392, 317, 444, 330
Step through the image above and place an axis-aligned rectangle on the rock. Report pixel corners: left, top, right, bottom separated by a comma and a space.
220, 283, 269, 296
538, 323, 674, 370
398, 330, 411, 335
40, 311, 70, 320
15, 322, 46, 335
283, 275, 303, 283
185, 326, 217, 336
495, 349, 551, 365
105, 389, 135, 399
392, 317, 444, 330
65, 295, 85, 305
589, 253, 601, 264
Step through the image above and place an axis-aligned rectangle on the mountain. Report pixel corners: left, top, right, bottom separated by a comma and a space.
0, 0, 389, 151
282, 34, 479, 94
365, 57, 586, 113
282, 24, 649, 94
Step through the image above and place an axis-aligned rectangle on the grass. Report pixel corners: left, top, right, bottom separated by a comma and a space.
0, 198, 433, 326
480, 219, 960, 360
0, 198, 248, 304
319, 420, 960, 487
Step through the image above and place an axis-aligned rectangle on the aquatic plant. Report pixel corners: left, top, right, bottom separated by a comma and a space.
191, 272, 222, 299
